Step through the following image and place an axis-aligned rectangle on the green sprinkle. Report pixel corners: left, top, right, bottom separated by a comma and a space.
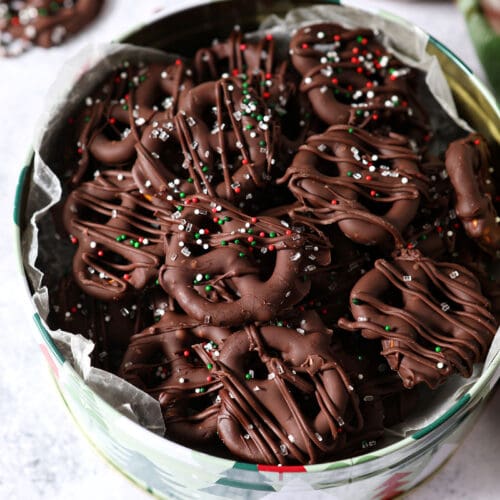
352, 298, 360, 305
259, 140, 266, 147
205, 285, 213, 292
242, 82, 249, 89
84, 116, 91, 123
221, 240, 227, 246
122, 105, 129, 111
245, 124, 253, 130
245, 373, 252, 380
204, 274, 211, 280
347, 171, 353, 177
202, 165, 209, 173
38, 8, 48, 16
234, 239, 240, 244
217, 219, 224, 225
242, 89, 249, 95
155, 279, 160, 286
176, 205, 183, 212
179, 192, 186, 199
348, 127, 354, 134
356, 35, 363, 43
207, 363, 213, 370
133, 242, 140, 248
435, 346, 442, 353
238, 252, 246, 258
384, 325, 391, 331
247, 228, 253, 234
257, 114, 263, 121
269, 231, 276, 238
277, 321, 284, 327
187, 177, 193, 183
194, 233, 200, 239
250, 241, 257, 247
139, 75, 147, 82
193, 279, 199, 285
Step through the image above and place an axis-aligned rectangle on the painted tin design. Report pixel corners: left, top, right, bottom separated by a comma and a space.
14, 1, 499, 499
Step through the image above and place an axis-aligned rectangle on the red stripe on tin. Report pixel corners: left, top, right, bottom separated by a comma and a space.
257, 464, 306, 473
39, 343, 60, 378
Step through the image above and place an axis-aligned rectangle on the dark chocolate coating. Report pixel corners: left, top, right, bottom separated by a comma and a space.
339, 249, 497, 389
0, 0, 103, 56
159, 194, 331, 326
445, 133, 500, 255
63, 169, 175, 301
290, 23, 428, 138
279, 124, 428, 245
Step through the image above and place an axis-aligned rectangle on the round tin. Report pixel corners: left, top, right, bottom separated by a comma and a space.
14, 1, 500, 498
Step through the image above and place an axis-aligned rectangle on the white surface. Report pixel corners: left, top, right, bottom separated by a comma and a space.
0, 1, 498, 499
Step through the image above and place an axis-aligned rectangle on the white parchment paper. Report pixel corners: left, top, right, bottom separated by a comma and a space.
22, 4, 499, 445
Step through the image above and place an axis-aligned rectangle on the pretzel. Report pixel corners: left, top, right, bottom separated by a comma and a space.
73, 60, 193, 185
193, 323, 363, 465
120, 311, 230, 446
338, 249, 497, 389
279, 125, 428, 246
0, 0, 102, 56
289, 23, 427, 136
130, 76, 276, 207
159, 195, 330, 326
445, 134, 500, 256
63, 169, 176, 300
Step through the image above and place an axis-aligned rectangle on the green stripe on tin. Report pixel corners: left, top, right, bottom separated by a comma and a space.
33, 312, 65, 365
412, 393, 471, 439
214, 477, 275, 492
14, 165, 29, 227
233, 462, 258, 471
429, 35, 473, 75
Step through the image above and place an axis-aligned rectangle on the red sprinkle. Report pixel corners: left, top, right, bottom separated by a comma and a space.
108, 117, 116, 125
240, 43, 247, 51
285, 229, 292, 236
301, 43, 309, 49
183, 350, 190, 357
232, 68, 239, 76
175, 58, 182, 65
251, 217, 258, 224
370, 190, 377, 197
234, 187, 241, 193
333, 34, 341, 41
263, 92, 271, 99
123, 274, 131, 280
366, 175, 372, 181
356, 67, 363, 74
70, 306, 77, 314
206, 376, 213, 382
70, 236, 78, 244
97, 250, 104, 257
265, 34, 273, 41
259, 231, 265, 238
331, 199, 338, 205
473, 138, 481, 145
247, 236, 254, 243
268, 244, 275, 251
242, 158, 249, 165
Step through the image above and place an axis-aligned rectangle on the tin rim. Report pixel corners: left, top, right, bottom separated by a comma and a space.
14, 0, 500, 478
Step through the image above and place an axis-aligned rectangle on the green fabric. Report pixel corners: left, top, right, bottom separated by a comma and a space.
458, 0, 500, 98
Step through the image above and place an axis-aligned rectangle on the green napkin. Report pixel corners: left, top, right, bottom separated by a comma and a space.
458, 0, 500, 98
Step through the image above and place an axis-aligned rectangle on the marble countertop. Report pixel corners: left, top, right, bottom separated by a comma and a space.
1, 1, 498, 499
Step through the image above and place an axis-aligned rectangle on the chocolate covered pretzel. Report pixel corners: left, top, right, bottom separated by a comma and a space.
198, 323, 363, 465
159, 195, 330, 326
74, 60, 194, 185
132, 76, 275, 206
290, 23, 427, 137
445, 134, 500, 255
120, 311, 230, 446
63, 170, 176, 301
279, 125, 428, 246
0, 0, 103, 56
339, 249, 497, 389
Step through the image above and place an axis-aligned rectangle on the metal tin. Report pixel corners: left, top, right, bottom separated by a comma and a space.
14, 1, 500, 498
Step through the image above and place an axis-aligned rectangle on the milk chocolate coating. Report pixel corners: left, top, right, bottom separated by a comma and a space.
159, 194, 331, 327
0, 0, 103, 56
279, 124, 428, 245
339, 249, 497, 389
290, 23, 428, 138
445, 133, 500, 255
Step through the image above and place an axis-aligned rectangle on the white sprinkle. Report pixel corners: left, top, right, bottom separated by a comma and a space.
89, 241, 97, 249
436, 362, 445, 369
403, 275, 412, 282
304, 77, 312, 85
449, 270, 460, 279
401, 177, 409, 184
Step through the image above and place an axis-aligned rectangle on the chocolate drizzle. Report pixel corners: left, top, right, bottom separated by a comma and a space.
339, 250, 496, 388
